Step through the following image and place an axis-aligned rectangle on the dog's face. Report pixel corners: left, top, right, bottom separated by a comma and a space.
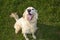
26, 7, 37, 15
23, 7, 37, 21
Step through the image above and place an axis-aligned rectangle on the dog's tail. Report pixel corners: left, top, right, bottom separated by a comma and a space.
10, 13, 19, 21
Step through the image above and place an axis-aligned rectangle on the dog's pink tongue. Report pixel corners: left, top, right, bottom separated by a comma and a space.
27, 14, 32, 20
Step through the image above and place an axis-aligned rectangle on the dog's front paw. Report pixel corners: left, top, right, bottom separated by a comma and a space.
32, 35, 36, 39
26, 38, 29, 40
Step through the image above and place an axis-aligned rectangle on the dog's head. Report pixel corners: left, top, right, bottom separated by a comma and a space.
23, 7, 38, 21
26, 7, 37, 15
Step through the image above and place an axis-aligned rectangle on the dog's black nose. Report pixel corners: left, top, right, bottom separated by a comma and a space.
27, 9, 31, 12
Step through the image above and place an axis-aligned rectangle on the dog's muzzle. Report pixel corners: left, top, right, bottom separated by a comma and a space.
28, 9, 31, 12
27, 9, 32, 15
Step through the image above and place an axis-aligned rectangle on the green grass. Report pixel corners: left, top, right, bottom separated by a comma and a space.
0, 0, 60, 40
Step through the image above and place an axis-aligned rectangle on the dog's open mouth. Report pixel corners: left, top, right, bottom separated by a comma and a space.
27, 13, 33, 21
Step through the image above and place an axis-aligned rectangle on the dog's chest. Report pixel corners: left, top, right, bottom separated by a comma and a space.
18, 18, 37, 33
22, 23, 37, 34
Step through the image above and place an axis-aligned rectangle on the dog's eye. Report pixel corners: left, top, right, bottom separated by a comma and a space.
32, 9, 34, 10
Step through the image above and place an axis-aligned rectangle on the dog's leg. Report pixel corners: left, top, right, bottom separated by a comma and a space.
14, 24, 21, 34
15, 29, 19, 34
32, 33, 36, 39
23, 33, 29, 40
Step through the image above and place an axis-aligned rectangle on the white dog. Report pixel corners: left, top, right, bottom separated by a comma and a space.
10, 7, 38, 40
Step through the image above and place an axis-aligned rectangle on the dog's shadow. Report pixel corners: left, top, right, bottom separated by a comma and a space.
35, 24, 59, 40
36, 28, 44, 40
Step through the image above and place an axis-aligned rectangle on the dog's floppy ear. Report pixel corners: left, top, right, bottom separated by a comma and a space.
23, 9, 27, 18
35, 10, 38, 19
36, 13, 38, 19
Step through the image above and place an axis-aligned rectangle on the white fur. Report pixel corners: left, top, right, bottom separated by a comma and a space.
10, 7, 38, 40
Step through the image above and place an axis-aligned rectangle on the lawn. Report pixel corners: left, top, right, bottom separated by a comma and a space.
0, 0, 60, 40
